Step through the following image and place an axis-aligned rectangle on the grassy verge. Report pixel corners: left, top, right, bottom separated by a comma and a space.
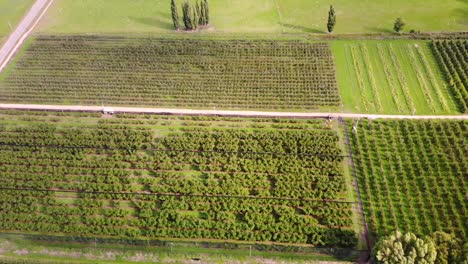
0, 234, 352, 263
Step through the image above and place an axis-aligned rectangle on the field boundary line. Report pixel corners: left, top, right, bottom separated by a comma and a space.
0, 104, 467, 120
0, 0, 54, 72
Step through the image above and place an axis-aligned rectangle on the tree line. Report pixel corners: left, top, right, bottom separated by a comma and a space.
171, 0, 209, 31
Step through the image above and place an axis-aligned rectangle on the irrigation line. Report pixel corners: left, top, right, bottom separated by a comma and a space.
0, 187, 358, 204
338, 118, 371, 257
0, 142, 348, 158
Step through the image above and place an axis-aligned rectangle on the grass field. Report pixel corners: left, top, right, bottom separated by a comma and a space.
349, 119, 467, 242
333, 40, 459, 115
36, 0, 468, 34
278, 0, 468, 34
0, 0, 34, 40
0, 110, 360, 249
0, 36, 341, 111
37, 0, 282, 34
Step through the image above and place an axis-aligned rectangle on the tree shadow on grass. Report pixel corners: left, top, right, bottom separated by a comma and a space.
281, 23, 326, 34
128, 16, 173, 30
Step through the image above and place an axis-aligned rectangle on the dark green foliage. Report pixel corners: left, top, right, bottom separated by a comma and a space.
327, 5, 336, 33
393, 18, 405, 33
170, 0, 180, 30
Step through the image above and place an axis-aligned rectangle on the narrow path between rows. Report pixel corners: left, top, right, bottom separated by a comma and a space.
0, 103, 467, 119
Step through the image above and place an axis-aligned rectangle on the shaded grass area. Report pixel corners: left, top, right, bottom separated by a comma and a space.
333, 40, 459, 115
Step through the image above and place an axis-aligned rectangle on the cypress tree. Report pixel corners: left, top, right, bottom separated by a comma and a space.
196, 1, 203, 26
203, 0, 209, 25
199, 0, 206, 26
192, 5, 199, 30
327, 5, 336, 33
170, 0, 180, 30
182, 1, 192, 30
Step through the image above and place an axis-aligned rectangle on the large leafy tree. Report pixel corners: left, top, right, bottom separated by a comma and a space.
374, 231, 437, 264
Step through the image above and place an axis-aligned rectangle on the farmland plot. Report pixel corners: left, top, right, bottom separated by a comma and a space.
334, 40, 458, 115
349, 119, 467, 240
431, 40, 468, 113
0, 111, 358, 248
0, 36, 341, 111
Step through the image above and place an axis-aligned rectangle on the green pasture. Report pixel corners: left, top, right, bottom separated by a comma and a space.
0, 0, 35, 40
333, 40, 459, 115
37, 0, 282, 34
36, 0, 467, 34
278, 0, 468, 34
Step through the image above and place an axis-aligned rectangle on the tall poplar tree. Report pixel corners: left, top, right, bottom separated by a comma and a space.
327, 5, 336, 33
170, 0, 180, 30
